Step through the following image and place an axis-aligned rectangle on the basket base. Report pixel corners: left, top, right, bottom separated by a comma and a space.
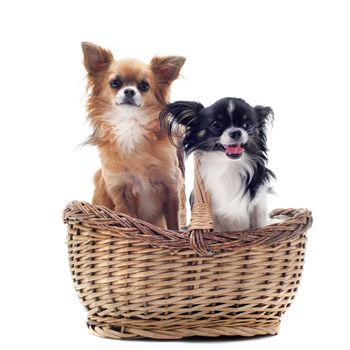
87, 322, 279, 340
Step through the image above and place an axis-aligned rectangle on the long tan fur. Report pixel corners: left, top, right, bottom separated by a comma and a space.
81, 42, 185, 230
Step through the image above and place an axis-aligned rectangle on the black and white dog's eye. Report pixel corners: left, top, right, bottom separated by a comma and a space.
110, 78, 122, 89
138, 80, 150, 92
210, 121, 222, 130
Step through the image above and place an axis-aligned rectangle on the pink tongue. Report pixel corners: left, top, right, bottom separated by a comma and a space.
225, 145, 245, 155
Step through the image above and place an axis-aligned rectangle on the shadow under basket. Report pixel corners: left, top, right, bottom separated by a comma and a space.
63, 154, 313, 340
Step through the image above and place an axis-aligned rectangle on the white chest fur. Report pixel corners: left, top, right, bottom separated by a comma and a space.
104, 107, 152, 154
198, 151, 268, 232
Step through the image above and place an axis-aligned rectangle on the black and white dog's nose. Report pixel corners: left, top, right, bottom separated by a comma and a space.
124, 88, 136, 98
229, 130, 242, 139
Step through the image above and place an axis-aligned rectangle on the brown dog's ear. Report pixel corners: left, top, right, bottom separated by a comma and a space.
150, 56, 186, 86
81, 42, 114, 74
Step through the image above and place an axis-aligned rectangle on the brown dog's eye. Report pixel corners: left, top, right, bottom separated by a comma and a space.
110, 78, 122, 89
138, 80, 149, 92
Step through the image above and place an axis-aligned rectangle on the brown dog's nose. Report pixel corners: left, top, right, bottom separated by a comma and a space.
124, 88, 136, 98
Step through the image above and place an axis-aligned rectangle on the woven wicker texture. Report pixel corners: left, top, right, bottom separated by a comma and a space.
64, 154, 312, 339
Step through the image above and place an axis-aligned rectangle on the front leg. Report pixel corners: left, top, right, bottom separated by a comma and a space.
92, 169, 114, 209
251, 202, 267, 229
163, 180, 180, 230
213, 215, 224, 233
109, 185, 138, 218
163, 193, 179, 230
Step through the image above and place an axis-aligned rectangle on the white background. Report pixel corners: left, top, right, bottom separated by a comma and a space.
0, 0, 349, 349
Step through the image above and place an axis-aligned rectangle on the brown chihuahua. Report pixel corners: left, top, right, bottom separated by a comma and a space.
82, 42, 185, 229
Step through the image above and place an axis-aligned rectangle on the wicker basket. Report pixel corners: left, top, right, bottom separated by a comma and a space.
64, 154, 312, 340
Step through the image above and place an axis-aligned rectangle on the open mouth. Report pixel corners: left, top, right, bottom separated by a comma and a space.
220, 143, 245, 159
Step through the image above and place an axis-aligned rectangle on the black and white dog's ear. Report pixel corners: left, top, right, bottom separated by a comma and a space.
160, 101, 204, 127
160, 101, 204, 146
254, 105, 274, 123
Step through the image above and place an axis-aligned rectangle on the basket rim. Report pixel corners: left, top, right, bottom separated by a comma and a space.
64, 200, 312, 256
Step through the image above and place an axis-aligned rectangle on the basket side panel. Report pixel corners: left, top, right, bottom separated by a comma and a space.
67, 222, 307, 339
84, 242, 281, 338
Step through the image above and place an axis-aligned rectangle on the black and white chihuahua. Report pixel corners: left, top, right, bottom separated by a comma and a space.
160, 97, 275, 232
